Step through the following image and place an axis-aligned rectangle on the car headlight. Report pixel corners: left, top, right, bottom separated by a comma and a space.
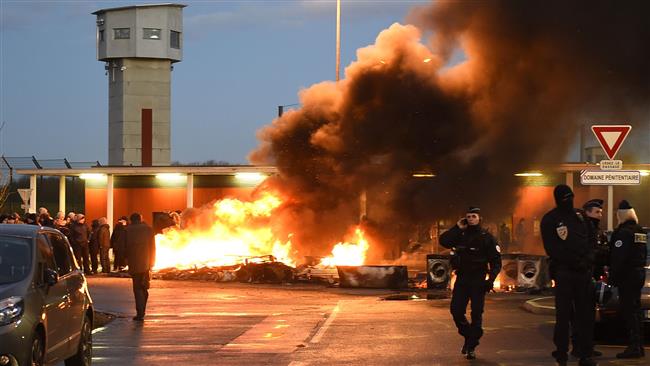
0, 296, 24, 326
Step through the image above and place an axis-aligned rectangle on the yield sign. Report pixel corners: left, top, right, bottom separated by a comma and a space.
591, 125, 632, 160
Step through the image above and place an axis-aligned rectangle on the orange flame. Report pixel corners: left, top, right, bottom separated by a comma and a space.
318, 228, 369, 267
154, 193, 296, 269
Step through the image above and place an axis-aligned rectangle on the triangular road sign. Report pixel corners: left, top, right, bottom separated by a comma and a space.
591, 125, 632, 160
17, 188, 32, 203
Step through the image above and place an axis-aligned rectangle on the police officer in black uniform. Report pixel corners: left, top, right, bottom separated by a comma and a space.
570, 199, 606, 358
439, 206, 502, 360
609, 200, 647, 359
582, 199, 609, 280
541, 185, 597, 366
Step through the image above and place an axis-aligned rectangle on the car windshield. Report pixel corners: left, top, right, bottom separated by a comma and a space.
0, 236, 32, 285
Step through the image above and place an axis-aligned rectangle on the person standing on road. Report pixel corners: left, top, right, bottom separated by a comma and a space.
541, 185, 597, 366
97, 217, 111, 273
569, 199, 606, 358
124, 213, 156, 321
609, 200, 647, 359
111, 216, 128, 271
70, 214, 92, 275
89, 219, 100, 274
582, 199, 608, 280
439, 206, 502, 360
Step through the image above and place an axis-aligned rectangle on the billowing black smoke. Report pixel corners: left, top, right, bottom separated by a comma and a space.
250, 1, 650, 259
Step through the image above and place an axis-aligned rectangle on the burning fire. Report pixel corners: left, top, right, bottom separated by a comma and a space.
154, 192, 370, 270
154, 192, 296, 269
318, 228, 369, 267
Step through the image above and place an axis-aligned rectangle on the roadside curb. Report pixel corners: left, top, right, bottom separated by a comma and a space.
522, 296, 555, 315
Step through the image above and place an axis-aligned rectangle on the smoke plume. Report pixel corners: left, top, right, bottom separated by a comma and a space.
250, 1, 650, 258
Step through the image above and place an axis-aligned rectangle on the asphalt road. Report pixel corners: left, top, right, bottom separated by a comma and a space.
68, 277, 648, 366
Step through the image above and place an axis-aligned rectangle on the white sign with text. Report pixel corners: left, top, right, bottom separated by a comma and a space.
580, 170, 640, 185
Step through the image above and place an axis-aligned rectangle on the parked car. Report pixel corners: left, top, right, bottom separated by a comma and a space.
595, 228, 650, 323
0, 224, 94, 366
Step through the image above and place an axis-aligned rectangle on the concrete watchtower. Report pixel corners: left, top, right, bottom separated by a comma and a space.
93, 4, 185, 166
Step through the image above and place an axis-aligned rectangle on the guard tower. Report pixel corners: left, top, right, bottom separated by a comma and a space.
93, 4, 185, 166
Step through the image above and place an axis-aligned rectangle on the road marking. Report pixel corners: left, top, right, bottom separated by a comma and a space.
92, 326, 107, 334
310, 302, 340, 344
527, 296, 555, 309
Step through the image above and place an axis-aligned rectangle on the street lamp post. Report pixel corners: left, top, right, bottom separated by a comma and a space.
336, 0, 341, 82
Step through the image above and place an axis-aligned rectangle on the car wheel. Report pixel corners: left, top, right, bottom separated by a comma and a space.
64, 314, 92, 366
31, 331, 45, 366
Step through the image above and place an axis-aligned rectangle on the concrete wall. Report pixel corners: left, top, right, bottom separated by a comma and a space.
108, 58, 171, 166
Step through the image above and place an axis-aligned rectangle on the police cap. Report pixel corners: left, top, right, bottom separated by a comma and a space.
583, 199, 603, 210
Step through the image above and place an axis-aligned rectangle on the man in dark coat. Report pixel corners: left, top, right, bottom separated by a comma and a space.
569, 199, 606, 358
439, 206, 502, 360
541, 185, 597, 366
97, 217, 111, 273
69, 214, 92, 275
609, 200, 647, 359
88, 219, 100, 274
124, 213, 156, 321
111, 216, 128, 271
582, 199, 608, 280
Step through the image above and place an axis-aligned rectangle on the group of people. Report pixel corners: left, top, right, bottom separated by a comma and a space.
2, 208, 157, 322
2, 207, 131, 275
438, 184, 647, 366
542, 184, 646, 365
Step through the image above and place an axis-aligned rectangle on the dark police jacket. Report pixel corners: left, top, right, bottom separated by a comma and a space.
123, 222, 156, 275
584, 216, 609, 278
439, 225, 502, 284
541, 208, 593, 274
609, 220, 647, 287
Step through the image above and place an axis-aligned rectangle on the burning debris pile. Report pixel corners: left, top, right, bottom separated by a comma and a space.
152, 194, 373, 285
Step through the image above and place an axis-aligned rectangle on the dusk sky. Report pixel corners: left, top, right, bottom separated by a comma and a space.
1, 0, 431, 165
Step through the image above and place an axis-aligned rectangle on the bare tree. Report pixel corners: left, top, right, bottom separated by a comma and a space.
0, 170, 11, 211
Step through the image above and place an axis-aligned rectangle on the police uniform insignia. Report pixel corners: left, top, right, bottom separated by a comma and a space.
634, 233, 647, 244
556, 224, 568, 240
614, 240, 623, 248
575, 211, 584, 221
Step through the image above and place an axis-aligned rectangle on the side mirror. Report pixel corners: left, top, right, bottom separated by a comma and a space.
44, 268, 58, 286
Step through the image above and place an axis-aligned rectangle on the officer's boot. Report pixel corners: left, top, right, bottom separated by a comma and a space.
466, 348, 476, 360
552, 350, 568, 366
578, 357, 597, 366
461, 339, 468, 355
616, 346, 643, 359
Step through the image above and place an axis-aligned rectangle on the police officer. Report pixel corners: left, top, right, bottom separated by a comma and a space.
439, 206, 501, 360
570, 199, 606, 358
541, 185, 597, 366
582, 199, 608, 280
609, 200, 647, 359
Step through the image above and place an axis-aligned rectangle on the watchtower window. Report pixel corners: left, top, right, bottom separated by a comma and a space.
99, 30, 105, 42
170, 30, 181, 49
143, 28, 161, 40
114, 28, 130, 40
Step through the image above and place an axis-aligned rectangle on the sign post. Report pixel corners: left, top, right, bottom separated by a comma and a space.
17, 188, 32, 214
583, 124, 636, 231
